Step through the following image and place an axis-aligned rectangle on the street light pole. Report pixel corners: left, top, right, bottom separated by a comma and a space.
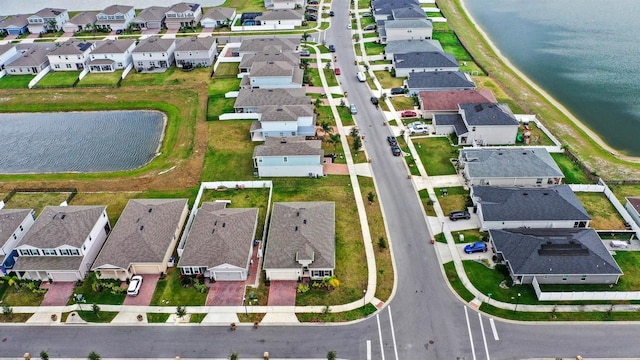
243, 296, 248, 316
514, 293, 521, 312
363, 289, 366, 307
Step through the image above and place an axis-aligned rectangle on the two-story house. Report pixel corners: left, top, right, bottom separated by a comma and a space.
250, 104, 315, 141
200, 7, 236, 29
433, 103, 519, 145
0, 14, 30, 36
62, 11, 98, 33
47, 39, 95, 71
5, 46, 51, 75
174, 36, 217, 68
0, 209, 35, 277
27, 8, 69, 34
418, 89, 496, 119
238, 51, 298, 74
382, 18, 432, 44
393, 51, 459, 77
88, 39, 136, 72
253, 137, 324, 177
165, 3, 203, 30
406, 71, 476, 95
255, 9, 304, 28
131, 6, 169, 31
95, 5, 135, 32
234, 88, 311, 113
241, 60, 303, 89
132, 36, 176, 72
264, 0, 306, 10
12, 206, 111, 282
237, 37, 299, 59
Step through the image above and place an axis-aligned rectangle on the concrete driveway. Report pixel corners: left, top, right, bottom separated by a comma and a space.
40, 282, 76, 306
123, 274, 159, 306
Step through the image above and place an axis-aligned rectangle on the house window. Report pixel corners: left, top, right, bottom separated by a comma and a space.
66, 64, 72, 69
27, 249, 40, 256
137, 61, 144, 67
82, 245, 86, 251
192, 267, 201, 274
70, 249, 80, 256
472, 127, 476, 132
54, 64, 60, 69
59, 249, 70, 256
562, 275, 568, 281
183, 267, 192, 275
19, 249, 30, 256
581, 275, 587, 281
19, 225, 23, 231
283, 156, 288, 163
13, 234, 17, 240
536, 178, 543, 184
42, 249, 56, 256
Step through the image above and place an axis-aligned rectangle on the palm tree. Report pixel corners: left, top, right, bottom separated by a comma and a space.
301, 31, 310, 45
320, 121, 332, 138
328, 133, 341, 152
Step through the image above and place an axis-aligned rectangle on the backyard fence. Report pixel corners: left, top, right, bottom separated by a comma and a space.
533, 277, 640, 301
0, 187, 78, 210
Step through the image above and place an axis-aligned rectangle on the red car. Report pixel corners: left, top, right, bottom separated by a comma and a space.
401, 110, 417, 117
334, 67, 341, 75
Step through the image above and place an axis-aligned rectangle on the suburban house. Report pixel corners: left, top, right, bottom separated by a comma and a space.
93, 199, 189, 280
237, 37, 300, 58
241, 60, 303, 89
372, 0, 422, 21
200, 7, 236, 29
131, 6, 169, 30
5, 47, 52, 75
0, 209, 36, 277
382, 19, 433, 43
238, 51, 298, 74
0, 44, 19, 70
178, 202, 258, 281
12, 206, 110, 282
94, 5, 136, 31
625, 197, 640, 227
490, 228, 622, 285
390, 6, 428, 20
458, 148, 564, 187
47, 39, 95, 71
263, 202, 335, 281
253, 137, 324, 177
250, 104, 315, 141
27, 8, 69, 34
406, 71, 475, 95
88, 39, 136, 72
131, 36, 176, 72
418, 89, 497, 119
165, 3, 203, 30
0, 15, 30, 35
393, 51, 459, 77
470, 185, 591, 231
62, 11, 98, 33
255, 9, 304, 27
433, 103, 519, 145
234, 88, 311, 113
384, 39, 443, 60
264, 0, 306, 10
174, 36, 217, 68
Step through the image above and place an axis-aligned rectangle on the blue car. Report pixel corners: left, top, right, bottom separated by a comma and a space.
464, 242, 488, 254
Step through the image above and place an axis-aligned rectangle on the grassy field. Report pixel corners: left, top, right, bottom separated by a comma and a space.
575, 192, 627, 230
4, 192, 71, 216
551, 153, 594, 184
200, 120, 256, 180
78, 71, 122, 87
432, 29, 473, 62
389, 96, 415, 112
443, 261, 475, 302
0, 75, 34, 89
412, 137, 458, 176
434, 186, 469, 215
419, 189, 437, 216
67, 273, 126, 305
396, 137, 420, 176
200, 187, 271, 240
34, 71, 79, 88
373, 71, 405, 89
149, 268, 208, 306
364, 42, 385, 56
1, 282, 46, 306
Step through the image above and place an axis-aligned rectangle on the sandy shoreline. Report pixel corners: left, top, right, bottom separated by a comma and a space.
458, 0, 640, 163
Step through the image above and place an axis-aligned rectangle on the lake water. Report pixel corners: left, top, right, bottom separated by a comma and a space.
463, 0, 640, 156
0, 111, 165, 173
1, 0, 225, 15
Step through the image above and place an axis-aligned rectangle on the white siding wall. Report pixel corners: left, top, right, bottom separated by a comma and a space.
79, 210, 110, 278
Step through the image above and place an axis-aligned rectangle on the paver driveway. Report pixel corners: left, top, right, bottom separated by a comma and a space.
267, 281, 297, 306
40, 282, 76, 306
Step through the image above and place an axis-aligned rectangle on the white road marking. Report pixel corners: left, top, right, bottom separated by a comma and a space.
489, 318, 499, 341
376, 314, 386, 360
388, 306, 399, 360
366, 340, 371, 360
478, 313, 490, 360
464, 306, 477, 360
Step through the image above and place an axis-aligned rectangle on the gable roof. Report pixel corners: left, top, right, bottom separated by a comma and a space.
67, 11, 98, 25
32, 8, 67, 19
627, 197, 640, 216
490, 228, 622, 276
168, 2, 201, 13
91, 39, 135, 54
19, 206, 105, 249
234, 88, 310, 108
385, 39, 443, 55
258, 105, 313, 121
419, 89, 497, 111
6, 47, 50, 67
434, 113, 467, 134
0, 14, 29, 29
133, 6, 170, 22
99, 5, 134, 15
175, 36, 216, 51
256, 9, 304, 21
385, 18, 432, 29
391, 7, 427, 20
133, 36, 175, 53
459, 103, 518, 126
202, 7, 236, 21
263, 202, 335, 270
0, 209, 33, 247
239, 51, 299, 69
178, 202, 258, 269
472, 185, 591, 222
48, 39, 93, 55
93, 199, 188, 271
407, 71, 475, 89
253, 137, 323, 157
460, 148, 564, 179
373, 0, 421, 15
394, 51, 458, 69
238, 37, 299, 54
251, 60, 295, 77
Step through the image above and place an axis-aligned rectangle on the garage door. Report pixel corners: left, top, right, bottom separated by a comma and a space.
214, 271, 244, 281
267, 270, 298, 281
49, 272, 79, 282
131, 264, 161, 274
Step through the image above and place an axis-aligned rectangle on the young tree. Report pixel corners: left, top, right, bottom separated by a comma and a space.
176, 305, 187, 319
352, 135, 362, 152
301, 31, 310, 45
2, 304, 13, 319
39, 351, 49, 360
367, 191, 375, 203
328, 133, 341, 152
229, 352, 239, 360
91, 303, 100, 317
320, 121, 332, 137
87, 352, 101, 360
327, 350, 337, 360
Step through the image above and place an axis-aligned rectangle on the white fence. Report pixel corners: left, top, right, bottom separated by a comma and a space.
28, 66, 51, 89
122, 63, 133, 79
218, 113, 259, 121
78, 67, 89, 81
0, 69, 6, 79
533, 277, 640, 301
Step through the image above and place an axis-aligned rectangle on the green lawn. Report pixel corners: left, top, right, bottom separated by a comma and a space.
364, 42, 385, 56
412, 137, 458, 176
75, 310, 118, 323
213, 63, 239, 77
77, 71, 122, 87
432, 30, 473, 62
419, 189, 437, 216
336, 105, 354, 126
4, 192, 71, 216
373, 70, 405, 88
390, 96, 415, 111
449, 229, 485, 244
121, 67, 177, 86
147, 313, 171, 323
434, 186, 469, 215
324, 68, 339, 87
307, 67, 321, 86
67, 273, 126, 305
443, 261, 475, 302
609, 184, 640, 204
149, 268, 208, 306
464, 261, 538, 304
575, 192, 627, 230
0, 75, 34, 89
297, 303, 377, 322
551, 153, 593, 184
1, 281, 46, 306
209, 77, 240, 96
201, 120, 256, 180
397, 137, 420, 176
34, 71, 79, 88
207, 96, 236, 120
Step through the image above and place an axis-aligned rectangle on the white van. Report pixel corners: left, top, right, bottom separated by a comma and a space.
356, 72, 366, 82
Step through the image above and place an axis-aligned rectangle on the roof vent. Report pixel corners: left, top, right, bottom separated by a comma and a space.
148, 208, 153, 213
61, 214, 66, 219
295, 226, 298, 231
303, 219, 307, 224
296, 212, 300, 217
212, 228, 216, 234
140, 225, 144, 231
222, 223, 226, 228
522, 193, 528, 196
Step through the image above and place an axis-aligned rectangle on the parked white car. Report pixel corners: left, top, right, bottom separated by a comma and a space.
127, 275, 143, 296
408, 121, 428, 135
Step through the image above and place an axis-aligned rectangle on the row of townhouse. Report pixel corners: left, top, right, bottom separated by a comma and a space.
1, 199, 336, 284
0, 36, 217, 75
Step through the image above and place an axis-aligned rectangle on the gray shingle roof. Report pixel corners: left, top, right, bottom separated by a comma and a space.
33, 8, 67, 18
67, 11, 98, 26
251, 60, 295, 77
391, 7, 427, 20
133, 36, 175, 53
419, 89, 496, 111
385, 39, 443, 55
258, 105, 313, 122
434, 113, 467, 134
473, 185, 591, 222
238, 37, 300, 54
0, 14, 29, 29
92, 199, 187, 271
168, 3, 201, 13
459, 103, 518, 126
407, 71, 475, 90
239, 51, 299, 70
133, 6, 169, 23
256, 9, 304, 21
175, 36, 216, 51
12, 255, 83, 271
0, 43, 15, 56
394, 51, 458, 69
373, 1, 421, 16
6, 47, 49, 67
490, 228, 622, 276
627, 197, 640, 215
202, 7, 236, 21
178, 202, 258, 269
48, 39, 93, 56
253, 137, 323, 157
461, 148, 564, 180
100, 5, 133, 16
234, 88, 310, 108
20, 206, 106, 249
0, 209, 33, 248
384, 18, 432, 29
91, 39, 135, 54
263, 202, 335, 270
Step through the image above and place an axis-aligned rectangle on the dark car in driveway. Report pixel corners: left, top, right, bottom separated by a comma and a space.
387, 136, 397, 146
464, 242, 488, 254
391, 145, 402, 156
390, 87, 405, 95
449, 210, 471, 221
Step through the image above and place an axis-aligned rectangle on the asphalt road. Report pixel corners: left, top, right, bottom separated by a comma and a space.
3, 3, 640, 360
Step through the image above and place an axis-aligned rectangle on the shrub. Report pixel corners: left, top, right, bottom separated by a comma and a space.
296, 284, 310, 294
378, 236, 387, 249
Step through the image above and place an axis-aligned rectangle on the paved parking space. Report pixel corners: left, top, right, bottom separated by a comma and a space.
206, 281, 246, 306
123, 274, 159, 306
267, 281, 297, 306
40, 282, 76, 306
